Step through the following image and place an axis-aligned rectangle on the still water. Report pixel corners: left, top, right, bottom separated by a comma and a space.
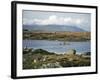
23, 40, 90, 54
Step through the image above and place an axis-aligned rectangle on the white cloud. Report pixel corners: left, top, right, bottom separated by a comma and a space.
76, 19, 82, 24
49, 15, 57, 20
24, 15, 83, 26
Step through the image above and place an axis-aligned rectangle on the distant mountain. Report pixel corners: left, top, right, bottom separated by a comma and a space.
23, 24, 86, 32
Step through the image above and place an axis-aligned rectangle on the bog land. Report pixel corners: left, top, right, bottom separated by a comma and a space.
23, 48, 91, 69
23, 30, 90, 41
23, 30, 91, 69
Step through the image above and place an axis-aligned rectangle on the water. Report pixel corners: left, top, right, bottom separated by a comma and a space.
23, 40, 90, 54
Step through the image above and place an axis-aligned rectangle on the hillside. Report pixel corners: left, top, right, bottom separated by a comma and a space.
23, 24, 85, 32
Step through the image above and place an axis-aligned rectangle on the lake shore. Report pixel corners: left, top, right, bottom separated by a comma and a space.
23, 48, 91, 69
23, 31, 90, 41
23, 40, 90, 54
23, 31, 91, 69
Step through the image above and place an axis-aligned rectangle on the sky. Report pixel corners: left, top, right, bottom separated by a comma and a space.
23, 10, 91, 31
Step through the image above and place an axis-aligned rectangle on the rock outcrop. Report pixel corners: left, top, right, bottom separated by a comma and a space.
66, 49, 76, 55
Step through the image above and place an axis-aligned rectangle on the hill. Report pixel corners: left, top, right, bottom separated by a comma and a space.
23, 24, 86, 32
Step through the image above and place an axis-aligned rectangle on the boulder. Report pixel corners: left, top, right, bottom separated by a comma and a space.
66, 49, 76, 55
83, 52, 91, 55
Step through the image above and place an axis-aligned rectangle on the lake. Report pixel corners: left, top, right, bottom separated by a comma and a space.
23, 40, 90, 54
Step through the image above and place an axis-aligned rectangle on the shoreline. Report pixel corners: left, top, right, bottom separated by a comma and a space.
23, 31, 90, 41
23, 48, 90, 56
23, 48, 91, 69
23, 39, 91, 42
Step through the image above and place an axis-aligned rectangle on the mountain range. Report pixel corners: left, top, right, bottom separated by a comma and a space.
23, 24, 86, 32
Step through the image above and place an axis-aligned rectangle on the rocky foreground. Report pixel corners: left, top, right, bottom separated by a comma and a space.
23, 48, 91, 69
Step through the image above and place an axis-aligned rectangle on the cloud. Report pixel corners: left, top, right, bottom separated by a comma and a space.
23, 15, 83, 26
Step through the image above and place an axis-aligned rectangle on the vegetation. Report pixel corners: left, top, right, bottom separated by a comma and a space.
23, 31, 90, 41
23, 48, 91, 69
23, 29, 91, 69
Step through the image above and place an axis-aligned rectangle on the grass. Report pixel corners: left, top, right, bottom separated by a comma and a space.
23, 31, 90, 41
23, 48, 91, 69
23, 30, 91, 69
